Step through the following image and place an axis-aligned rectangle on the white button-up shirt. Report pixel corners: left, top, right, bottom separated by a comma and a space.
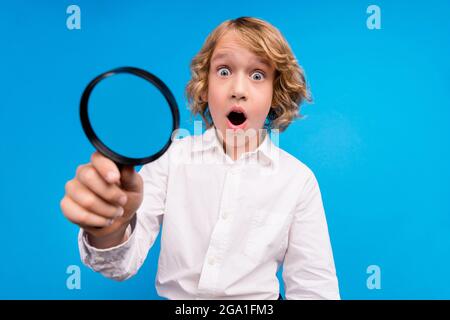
78, 127, 340, 300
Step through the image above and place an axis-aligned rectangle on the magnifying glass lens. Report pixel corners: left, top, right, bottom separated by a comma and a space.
87, 73, 174, 160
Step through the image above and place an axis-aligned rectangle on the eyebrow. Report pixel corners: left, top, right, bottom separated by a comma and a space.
211, 52, 272, 69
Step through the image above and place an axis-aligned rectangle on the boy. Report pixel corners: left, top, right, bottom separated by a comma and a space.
60, 17, 340, 300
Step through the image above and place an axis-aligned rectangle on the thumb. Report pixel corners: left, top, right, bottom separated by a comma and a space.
119, 165, 142, 192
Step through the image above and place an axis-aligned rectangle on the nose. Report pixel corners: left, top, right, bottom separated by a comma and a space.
230, 72, 248, 102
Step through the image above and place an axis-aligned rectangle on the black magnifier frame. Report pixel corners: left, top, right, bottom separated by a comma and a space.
80, 66, 180, 167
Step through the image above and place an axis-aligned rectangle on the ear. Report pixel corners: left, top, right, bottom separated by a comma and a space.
200, 91, 207, 103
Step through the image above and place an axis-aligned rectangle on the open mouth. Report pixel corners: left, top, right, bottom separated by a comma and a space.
227, 110, 247, 126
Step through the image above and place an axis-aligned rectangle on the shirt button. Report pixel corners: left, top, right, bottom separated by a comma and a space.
208, 256, 215, 265
221, 211, 230, 220
94, 257, 105, 263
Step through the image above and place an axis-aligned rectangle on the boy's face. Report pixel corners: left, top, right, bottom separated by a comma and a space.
205, 30, 275, 149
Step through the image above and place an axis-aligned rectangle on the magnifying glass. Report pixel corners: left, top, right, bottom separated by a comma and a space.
79, 66, 180, 169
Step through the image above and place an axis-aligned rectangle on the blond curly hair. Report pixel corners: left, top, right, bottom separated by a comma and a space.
185, 16, 311, 132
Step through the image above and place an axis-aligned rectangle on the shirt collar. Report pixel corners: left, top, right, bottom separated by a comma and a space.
191, 126, 279, 167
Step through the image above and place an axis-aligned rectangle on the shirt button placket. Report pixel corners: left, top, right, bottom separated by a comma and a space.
197, 166, 241, 294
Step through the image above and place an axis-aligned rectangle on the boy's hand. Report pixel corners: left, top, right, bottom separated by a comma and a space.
60, 151, 143, 248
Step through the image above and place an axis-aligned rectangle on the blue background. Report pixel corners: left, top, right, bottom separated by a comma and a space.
1, 0, 449, 299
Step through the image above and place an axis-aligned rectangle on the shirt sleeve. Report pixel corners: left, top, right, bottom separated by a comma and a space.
282, 171, 341, 299
78, 150, 169, 281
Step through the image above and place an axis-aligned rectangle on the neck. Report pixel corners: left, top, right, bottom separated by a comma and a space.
217, 129, 267, 161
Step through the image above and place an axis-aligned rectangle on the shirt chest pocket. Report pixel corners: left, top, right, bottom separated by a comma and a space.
243, 210, 291, 264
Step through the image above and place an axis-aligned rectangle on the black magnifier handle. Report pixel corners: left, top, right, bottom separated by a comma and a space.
116, 163, 124, 172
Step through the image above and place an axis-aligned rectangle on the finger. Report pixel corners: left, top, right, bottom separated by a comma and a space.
60, 196, 113, 228
91, 151, 121, 184
78, 223, 112, 238
65, 179, 124, 219
120, 165, 143, 192
76, 165, 127, 206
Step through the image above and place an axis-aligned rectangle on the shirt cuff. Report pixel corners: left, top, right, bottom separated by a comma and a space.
78, 216, 137, 267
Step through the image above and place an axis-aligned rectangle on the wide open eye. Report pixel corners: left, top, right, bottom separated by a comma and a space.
251, 71, 265, 81
217, 67, 231, 77
227, 111, 247, 125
